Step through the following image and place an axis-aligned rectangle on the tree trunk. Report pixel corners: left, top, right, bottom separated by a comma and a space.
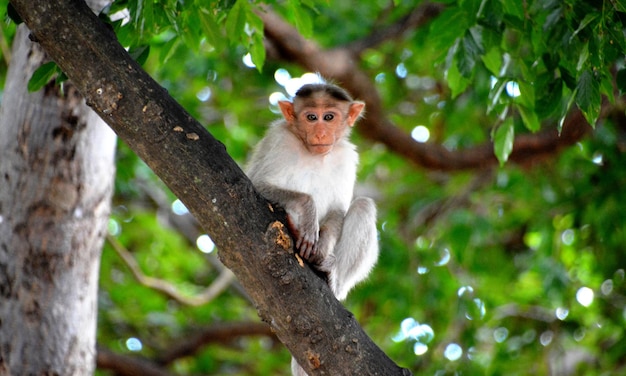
0, 21, 116, 375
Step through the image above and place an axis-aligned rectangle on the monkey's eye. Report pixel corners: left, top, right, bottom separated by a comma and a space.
306, 114, 318, 121
323, 113, 335, 121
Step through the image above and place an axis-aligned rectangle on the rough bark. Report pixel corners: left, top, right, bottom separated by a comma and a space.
0, 22, 116, 376
7, 0, 410, 375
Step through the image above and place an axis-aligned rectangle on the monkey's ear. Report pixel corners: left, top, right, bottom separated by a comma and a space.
278, 101, 296, 122
347, 101, 365, 126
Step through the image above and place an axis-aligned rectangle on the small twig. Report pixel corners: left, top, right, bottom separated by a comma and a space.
106, 234, 234, 306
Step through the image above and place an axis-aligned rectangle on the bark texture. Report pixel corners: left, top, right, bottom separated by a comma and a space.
7, 0, 410, 375
0, 22, 116, 375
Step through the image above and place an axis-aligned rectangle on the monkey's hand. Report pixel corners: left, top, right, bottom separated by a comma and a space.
284, 196, 319, 261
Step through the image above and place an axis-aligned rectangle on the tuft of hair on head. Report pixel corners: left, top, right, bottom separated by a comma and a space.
295, 83, 354, 102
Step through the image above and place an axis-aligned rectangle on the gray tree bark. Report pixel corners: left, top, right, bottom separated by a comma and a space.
0, 14, 116, 375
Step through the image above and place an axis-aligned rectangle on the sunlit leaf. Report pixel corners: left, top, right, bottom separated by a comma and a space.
481, 47, 502, 76
501, 0, 525, 19
288, 0, 313, 38
225, 0, 247, 44
494, 118, 514, 166
198, 8, 226, 51
249, 34, 266, 72
518, 104, 541, 132
446, 58, 470, 97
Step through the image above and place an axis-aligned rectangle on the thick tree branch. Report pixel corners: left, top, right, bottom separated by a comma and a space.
259, 8, 606, 171
9, 0, 409, 374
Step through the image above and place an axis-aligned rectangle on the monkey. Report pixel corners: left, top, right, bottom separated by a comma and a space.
245, 83, 379, 376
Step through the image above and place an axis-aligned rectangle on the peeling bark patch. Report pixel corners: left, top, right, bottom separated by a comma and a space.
305, 349, 321, 370
270, 221, 292, 251
186, 132, 199, 140
173, 126, 183, 132
294, 253, 304, 267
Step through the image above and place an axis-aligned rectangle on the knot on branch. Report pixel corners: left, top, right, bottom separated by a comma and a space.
267, 220, 292, 252
89, 81, 122, 116
262, 221, 301, 287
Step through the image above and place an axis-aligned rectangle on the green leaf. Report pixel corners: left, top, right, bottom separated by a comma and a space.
160, 36, 181, 64
494, 118, 514, 166
501, 0, 525, 19
481, 47, 502, 76
28, 62, 58, 92
446, 58, 470, 98
249, 34, 266, 72
225, 0, 247, 44
535, 76, 563, 119
429, 8, 470, 59
570, 13, 598, 43
575, 70, 601, 126
518, 104, 541, 132
198, 8, 226, 51
140, 0, 154, 36
288, 0, 313, 38
455, 29, 483, 78
245, 9, 265, 71
487, 77, 507, 113
599, 68, 615, 104
128, 45, 150, 66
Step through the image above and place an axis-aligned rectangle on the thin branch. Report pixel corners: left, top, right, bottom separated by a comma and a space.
106, 234, 234, 307
97, 346, 174, 376
345, 2, 445, 54
96, 322, 275, 374
156, 322, 276, 365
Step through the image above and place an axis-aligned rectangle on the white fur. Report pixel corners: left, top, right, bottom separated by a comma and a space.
247, 122, 357, 218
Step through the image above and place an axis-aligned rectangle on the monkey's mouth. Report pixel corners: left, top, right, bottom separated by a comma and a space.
309, 144, 333, 154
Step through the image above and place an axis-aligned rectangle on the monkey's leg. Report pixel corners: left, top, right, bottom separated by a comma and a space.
329, 197, 378, 301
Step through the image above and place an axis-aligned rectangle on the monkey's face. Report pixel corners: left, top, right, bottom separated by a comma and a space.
296, 104, 348, 155
279, 96, 363, 156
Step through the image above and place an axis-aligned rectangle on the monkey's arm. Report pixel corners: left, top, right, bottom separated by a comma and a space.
312, 209, 344, 267
253, 181, 319, 258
